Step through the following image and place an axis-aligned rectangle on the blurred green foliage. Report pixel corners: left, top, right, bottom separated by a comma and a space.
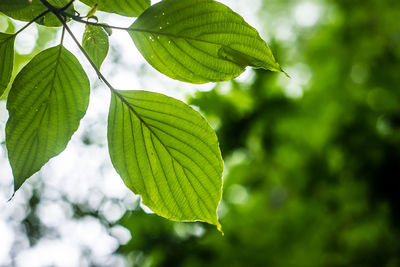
117, 0, 400, 266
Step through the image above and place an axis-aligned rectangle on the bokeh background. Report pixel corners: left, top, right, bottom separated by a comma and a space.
1, 0, 400, 266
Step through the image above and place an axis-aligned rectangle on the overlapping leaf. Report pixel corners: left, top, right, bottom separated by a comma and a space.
80, 0, 150, 17
6, 45, 90, 191
82, 24, 109, 69
108, 90, 223, 229
0, 0, 72, 27
1, 16, 16, 33
0, 33, 15, 96
129, 0, 283, 84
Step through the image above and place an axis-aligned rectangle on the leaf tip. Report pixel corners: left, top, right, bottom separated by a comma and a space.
7, 192, 15, 202
13, 178, 24, 195
281, 69, 290, 78
216, 222, 224, 235
271, 64, 290, 78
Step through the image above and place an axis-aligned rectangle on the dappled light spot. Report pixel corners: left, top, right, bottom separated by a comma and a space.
227, 184, 248, 205
294, 2, 321, 27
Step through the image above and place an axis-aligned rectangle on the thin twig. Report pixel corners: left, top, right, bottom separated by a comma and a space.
61, 13, 131, 31
39, 0, 73, 12
61, 17, 116, 91
13, 9, 51, 36
59, 0, 75, 12
60, 10, 237, 49
43, 0, 118, 94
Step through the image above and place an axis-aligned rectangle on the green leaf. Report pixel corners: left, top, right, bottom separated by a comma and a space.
84, 3, 98, 18
0, 15, 16, 33
108, 90, 223, 230
0, 0, 73, 27
82, 24, 109, 69
129, 0, 283, 84
6, 45, 90, 191
0, 33, 15, 96
80, 0, 150, 17
103, 24, 113, 36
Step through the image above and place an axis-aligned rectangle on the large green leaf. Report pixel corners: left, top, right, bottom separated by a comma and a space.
82, 24, 109, 69
0, 33, 15, 96
108, 90, 223, 229
80, 0, 150, 17
129, 0, 283, 84
0, 0, 72, 27
6, 45, 90, 191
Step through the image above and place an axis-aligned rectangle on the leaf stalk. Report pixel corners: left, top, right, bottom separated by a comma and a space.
13, 9, 51, 37
42, 0, 117, 93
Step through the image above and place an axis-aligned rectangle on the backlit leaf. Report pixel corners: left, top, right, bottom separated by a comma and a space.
6, 45, 90, 191
80, 0, 150, 17
129, 0, 283, 84
82, 24, 109, 69
0, 0, 73, 27
0, 32, 15, 96
108, 90, 223, 230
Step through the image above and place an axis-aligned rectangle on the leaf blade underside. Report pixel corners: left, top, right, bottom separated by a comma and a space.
6, 45, 90, 191
0, 0, 73, 27
108, 90, 223, 230
0, 32, 15, 96
129, 0, 283, 84
82, 24, 109, 69
80, 0, 150, 17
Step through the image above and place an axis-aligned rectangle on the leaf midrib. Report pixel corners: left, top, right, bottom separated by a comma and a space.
37, 45, 63, 128
114, 92, 218, 220
131, 27, 245, 52
130, 26, 269, 71
0, 34, 15, 46
113, 91, 219, 188
114, 91, 191, 164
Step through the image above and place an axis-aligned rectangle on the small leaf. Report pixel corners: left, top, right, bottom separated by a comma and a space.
129, 0, 283, 84
6, 45, 90, 191
102, 24, 113, 36
82, 24, 109, 69
0, 32, 15, 96
0, 0, 73, 27
80, 0, 150, 17
84, 3, 98, 18
108, 90, 223, 230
